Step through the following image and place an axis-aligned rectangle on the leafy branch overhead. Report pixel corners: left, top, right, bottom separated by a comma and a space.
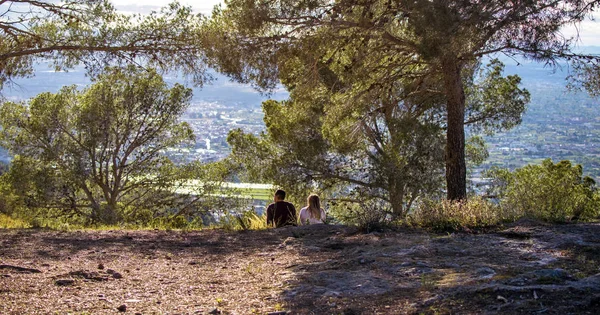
0, 0, 211, 90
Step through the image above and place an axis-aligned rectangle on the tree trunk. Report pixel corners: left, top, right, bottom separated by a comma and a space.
442, 58, 467, 200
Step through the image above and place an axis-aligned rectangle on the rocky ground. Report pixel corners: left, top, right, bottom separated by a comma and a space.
1, 221, 599, 314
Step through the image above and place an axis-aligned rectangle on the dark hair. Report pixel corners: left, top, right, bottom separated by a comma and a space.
274, 189, 286, 200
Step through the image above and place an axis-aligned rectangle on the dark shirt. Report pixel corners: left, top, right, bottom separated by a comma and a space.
266, 201, 297, 227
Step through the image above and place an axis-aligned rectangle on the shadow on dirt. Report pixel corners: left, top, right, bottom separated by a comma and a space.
0, 228, 287, 260
1, 222, 599, 314
274, 222, 600, 314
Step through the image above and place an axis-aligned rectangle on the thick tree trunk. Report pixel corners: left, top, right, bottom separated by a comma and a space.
442, 58, 467, 200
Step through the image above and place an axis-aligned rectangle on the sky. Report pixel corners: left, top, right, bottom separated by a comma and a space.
114, 0, 600, 46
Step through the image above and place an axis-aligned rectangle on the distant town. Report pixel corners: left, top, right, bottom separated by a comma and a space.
2, 60, 600, 181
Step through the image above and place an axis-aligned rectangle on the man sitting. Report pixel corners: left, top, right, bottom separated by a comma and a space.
266, 189, 297, 227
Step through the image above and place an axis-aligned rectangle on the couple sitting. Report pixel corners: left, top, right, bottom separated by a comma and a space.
266, 189, 326, 227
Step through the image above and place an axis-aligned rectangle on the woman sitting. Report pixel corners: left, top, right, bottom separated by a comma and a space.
299, 194, 326, 225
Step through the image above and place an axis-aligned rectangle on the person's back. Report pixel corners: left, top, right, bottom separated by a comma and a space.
266, 201, 297, 227
299, 194, 326, 225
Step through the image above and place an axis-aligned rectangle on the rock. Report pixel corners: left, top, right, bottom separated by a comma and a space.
55, 279, 75, 286
106, 269, 115, 274
476, 267, 496, 279
97, 263, 104, 270
208, 308, 220, 314
282, 237, 297, 246
67, 270, 108, 282
531, 268, 571, 283
117, 304, 127, 312
442, 262, 460, 269
112, 272, 123, 279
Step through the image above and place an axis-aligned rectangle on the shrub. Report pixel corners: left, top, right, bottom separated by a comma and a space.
331, 199, 393, 233
235, 210, 269, 230
486, 159, 600, 222
408, 197, 509, 231
217, 210, 268, 231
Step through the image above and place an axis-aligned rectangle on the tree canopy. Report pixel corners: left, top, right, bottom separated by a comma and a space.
0, 66, 200, 223
204, 0, 598, 201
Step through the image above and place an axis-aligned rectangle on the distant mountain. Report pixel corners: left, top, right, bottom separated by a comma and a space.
2, 62, 288, 108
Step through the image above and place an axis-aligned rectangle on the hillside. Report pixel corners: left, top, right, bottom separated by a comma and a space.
3, 59, 600, 180
1, 223, 599, 314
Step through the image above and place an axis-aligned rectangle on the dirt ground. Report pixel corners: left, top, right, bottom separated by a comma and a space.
1, 221, 599, 314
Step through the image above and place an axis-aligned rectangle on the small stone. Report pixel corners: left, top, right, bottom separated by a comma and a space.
112, 272, 123, 279
208, 308, 220, 314
106, 269, 115, 274
98, 263, 104, 270
117, 304, 127, 312
324, 291, 341, 297
476, 267, 496, 279
442, 262, 460, 269
55, 279, 75, 286
416, 261, 430, 268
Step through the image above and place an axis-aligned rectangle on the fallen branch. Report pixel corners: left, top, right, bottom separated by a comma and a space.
0, 264, 42, 274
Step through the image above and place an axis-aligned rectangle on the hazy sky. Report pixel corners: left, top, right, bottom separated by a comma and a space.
113, 0, 600, 47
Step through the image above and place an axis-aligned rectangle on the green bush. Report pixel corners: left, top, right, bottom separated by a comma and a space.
408, 197, 509, 231
487, 159, 600, 222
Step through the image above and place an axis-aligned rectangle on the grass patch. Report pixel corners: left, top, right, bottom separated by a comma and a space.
0, 213, 30, 228
408, 197, 513, 231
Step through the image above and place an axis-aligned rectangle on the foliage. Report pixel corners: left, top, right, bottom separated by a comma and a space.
0, 0, 210, 90
486, 159, 600, 222
217, 210, 268, 231
226, 58, 526, 219
0, 213, 30, 229
0, 66, 202, 224
408, 197, 513, 231
204, 0, 597, 200
329, 198, 394, 233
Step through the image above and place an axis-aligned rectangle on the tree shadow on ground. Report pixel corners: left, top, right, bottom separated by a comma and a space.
0, 228, 288, 260
0, 222, 599, 314
277, 222, 600, 314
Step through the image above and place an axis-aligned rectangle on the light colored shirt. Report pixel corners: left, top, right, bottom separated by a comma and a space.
299, 207, 326, 225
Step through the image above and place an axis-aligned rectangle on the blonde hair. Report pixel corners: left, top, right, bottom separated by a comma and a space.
307, 194, 322, 220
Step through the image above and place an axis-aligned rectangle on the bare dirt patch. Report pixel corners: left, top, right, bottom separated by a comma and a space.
1, 221, 599, 314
